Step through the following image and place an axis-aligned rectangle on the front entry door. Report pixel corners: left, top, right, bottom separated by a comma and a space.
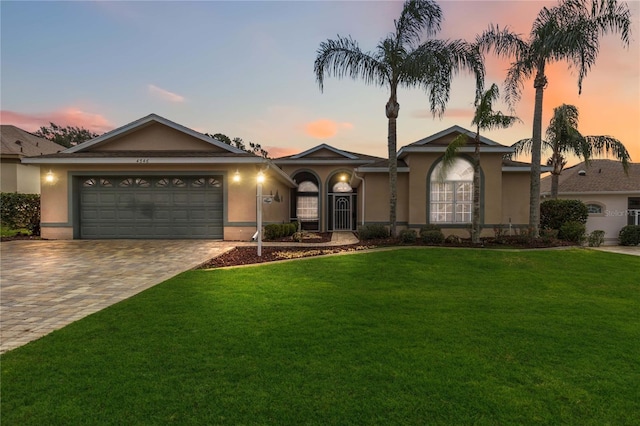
333, 195, 351, 231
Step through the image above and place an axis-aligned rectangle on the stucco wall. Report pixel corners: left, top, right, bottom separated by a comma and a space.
1, 161, 41, 194
501, 172, 531, 226
89, 123, 226, 152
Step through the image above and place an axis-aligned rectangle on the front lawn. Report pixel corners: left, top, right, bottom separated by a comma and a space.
2, 248, 638, 424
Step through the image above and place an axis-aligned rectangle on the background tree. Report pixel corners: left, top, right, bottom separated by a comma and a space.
509, 103, 631, 198
441, 83, 520, 243
314, 0, 484, 236
477, 0, 631, 235
34, 123, 100, 148
206, 133, 269, 158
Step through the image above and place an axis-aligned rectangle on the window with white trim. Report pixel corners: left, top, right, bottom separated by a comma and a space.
430, 158, 473, 224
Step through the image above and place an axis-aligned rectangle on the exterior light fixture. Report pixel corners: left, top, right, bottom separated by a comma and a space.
45, 170, 54, 183
233, 169, 241, 183
340, 174, 347, 182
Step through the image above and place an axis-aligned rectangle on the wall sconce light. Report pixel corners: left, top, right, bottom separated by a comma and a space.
233, 169, 241, 183
340, 174, 347, 182
45, 170, 55, 183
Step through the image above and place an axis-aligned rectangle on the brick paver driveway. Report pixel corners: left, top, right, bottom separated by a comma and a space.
0, 240, 242, 354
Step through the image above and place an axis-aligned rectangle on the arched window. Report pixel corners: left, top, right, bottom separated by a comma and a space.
430, 158, 473, 223
586, 203, 604, 215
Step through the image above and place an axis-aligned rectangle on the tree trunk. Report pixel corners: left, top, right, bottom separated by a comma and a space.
550, 173, 559, 199
530, 68, 546, 238
386, 96, 400, 237
472, 133, 481, 244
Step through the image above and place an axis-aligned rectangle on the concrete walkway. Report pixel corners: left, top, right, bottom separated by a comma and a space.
0, 240, 243, 354
591, 245, 640, 256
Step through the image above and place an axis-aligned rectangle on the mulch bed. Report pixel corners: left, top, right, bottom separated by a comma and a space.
198, 236, 575, 269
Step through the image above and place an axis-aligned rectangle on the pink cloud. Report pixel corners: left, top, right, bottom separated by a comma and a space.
148, 84, 186, 103
304, 119, 353, 139
0, 108, 113, 133
265, 146, 299, 158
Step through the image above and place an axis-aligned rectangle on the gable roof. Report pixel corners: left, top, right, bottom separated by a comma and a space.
398, 125, 514, 158
1, 125, 64, 158
274, 143, 384, 165
541, 159, 640, 194
64, 113, 246, 154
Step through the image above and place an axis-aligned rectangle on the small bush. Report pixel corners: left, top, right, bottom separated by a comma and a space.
264, 223, 297, 240
540, 199, 588, 230
0, 193, 40, 235
619, 225, 640, 246
540, 228, 559, 244
421, 230, 445, 245
444, 234, 461, 244
358, 224, 389, 240
399, 229, 417, 244
587, 230, 606, 247
559, 221, 586, 243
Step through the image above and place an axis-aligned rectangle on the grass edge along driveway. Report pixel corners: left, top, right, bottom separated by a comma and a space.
2, 248, 639, 425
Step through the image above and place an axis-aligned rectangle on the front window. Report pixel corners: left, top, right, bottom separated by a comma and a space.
430, 158, 473, 224
586, 203, 603, 214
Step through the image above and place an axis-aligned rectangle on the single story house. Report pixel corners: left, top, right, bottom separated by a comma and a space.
541, 159, 640, 245
1, 125, 64, 193
22, 113, 542, 240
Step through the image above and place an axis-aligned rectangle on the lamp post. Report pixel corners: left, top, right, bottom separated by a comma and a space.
256, 171, 265, 256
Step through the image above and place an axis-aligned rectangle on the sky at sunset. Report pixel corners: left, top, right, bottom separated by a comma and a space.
1, 0, 639, 166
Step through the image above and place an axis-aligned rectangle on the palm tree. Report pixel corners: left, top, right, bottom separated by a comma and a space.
476, 0, 631, 236
441, 83, 520, 243
509, 103, 631, 199
314, 0, 484, 236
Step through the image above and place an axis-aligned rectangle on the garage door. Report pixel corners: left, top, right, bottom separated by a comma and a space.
79, 176, 223, 239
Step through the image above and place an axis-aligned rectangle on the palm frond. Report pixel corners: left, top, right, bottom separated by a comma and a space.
314, 36, 388, 92
585, 135, 631, 173
407, 39, 485, 117
439, 134, 469, 181
395, 0, 442, 47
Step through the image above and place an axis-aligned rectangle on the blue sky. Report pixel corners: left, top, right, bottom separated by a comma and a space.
1, 1, 638, 162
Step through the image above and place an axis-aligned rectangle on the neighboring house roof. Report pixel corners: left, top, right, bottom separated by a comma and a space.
397, 125, 514, 158
274, 143, 384, 165
64, 113, 246, 154
541, 159, 640, 195
0, 125, 64, 158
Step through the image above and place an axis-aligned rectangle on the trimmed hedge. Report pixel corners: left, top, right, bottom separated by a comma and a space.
619, 225, 640, 246
264, 223, 297, 240
357, 224, 389, 240
399, 229, 417, 244
1, 193, 40, 235
420, 225, 444, 244
540, 199, 588, 231
587, 230, 605, 247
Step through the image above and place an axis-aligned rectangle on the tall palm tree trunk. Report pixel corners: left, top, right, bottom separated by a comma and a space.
530, 68, 546, 237
551, 173, 560, 199
386, 94, 400, 237
472, 134, 481, 244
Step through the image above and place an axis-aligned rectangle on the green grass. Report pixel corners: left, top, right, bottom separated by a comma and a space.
2, 248, 639, 425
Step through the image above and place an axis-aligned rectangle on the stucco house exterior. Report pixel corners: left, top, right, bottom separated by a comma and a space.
541, 159, 640, 245
22, 114, 541, 240
1, 125, 64, 193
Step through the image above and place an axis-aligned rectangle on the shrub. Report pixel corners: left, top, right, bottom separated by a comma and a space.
587, 230, 606, 247
540, 199, 588, 230
0, 193, 40, 235
399, 229, 417, 244
421, 230, 444, 245
444, 234, 461, 244
357, 224, 389, 240
540, 228, 559, 244
559, 221, 586, 243
619, 225, 640, 246
263, 223, 297, 240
